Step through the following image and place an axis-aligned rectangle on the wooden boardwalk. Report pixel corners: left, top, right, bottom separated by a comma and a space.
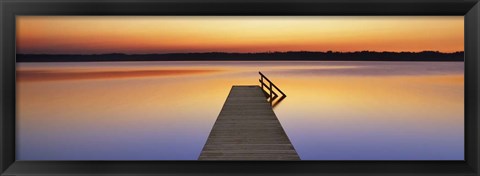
199, 85, 299, 160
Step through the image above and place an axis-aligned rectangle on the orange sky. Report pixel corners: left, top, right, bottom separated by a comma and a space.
16, 16, 464, 54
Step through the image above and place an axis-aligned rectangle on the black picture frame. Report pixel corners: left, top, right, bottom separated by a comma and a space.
1, 0, 479, 175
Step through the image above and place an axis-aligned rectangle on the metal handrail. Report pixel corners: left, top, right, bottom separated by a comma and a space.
258, 72, 286, 105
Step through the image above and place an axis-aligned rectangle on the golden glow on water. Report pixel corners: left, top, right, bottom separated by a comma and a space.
17, 16, 463, 54
16, 61, 464, 160
17, 69, 223, 82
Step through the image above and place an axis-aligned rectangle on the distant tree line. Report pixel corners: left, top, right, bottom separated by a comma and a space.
16, 51, 464, 62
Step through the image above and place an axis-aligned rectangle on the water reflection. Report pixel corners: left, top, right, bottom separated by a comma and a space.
17, 69, 222, 82
16, 61, 464, 160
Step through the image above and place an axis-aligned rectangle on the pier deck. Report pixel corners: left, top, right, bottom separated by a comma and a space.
199, 85, 299, 160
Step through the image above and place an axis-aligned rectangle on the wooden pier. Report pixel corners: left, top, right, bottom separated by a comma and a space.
199, 72, 299, 160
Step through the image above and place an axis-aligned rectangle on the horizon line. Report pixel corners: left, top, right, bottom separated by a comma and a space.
17, 50, 465, 55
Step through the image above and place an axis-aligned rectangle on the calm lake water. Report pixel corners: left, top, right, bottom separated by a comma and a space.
16, 61, 464, 160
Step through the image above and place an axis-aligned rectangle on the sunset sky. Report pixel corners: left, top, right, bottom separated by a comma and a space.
16, 16, 463, 54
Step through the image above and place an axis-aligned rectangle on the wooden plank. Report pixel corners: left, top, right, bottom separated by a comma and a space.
199, 85, 300, 160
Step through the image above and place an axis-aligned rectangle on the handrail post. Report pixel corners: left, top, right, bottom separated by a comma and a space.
269, 82, 273, 104
261, 76, 264, 90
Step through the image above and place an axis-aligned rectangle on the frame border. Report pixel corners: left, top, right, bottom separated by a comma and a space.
1, 0, 479, 175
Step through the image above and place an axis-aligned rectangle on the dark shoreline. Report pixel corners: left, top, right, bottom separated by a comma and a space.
16, 51, 464, 62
